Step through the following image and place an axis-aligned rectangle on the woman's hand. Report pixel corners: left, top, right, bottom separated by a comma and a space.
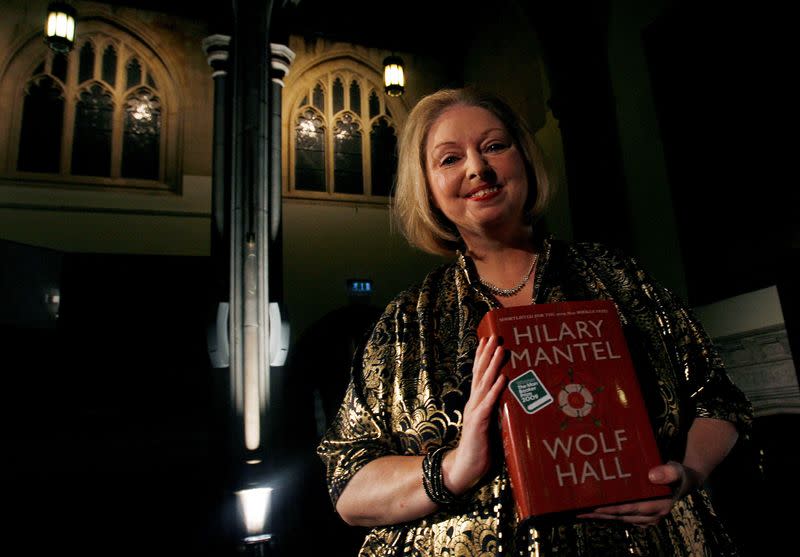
335, 334, 508, 526
576, 461, 698, 525
442, 335, 507, 495
577, 417, 737, 526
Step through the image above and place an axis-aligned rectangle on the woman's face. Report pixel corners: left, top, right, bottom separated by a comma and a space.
424, 104, 530, 243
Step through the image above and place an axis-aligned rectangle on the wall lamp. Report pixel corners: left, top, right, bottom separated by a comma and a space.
44, 2, 77, 54
383, 55, 405, 97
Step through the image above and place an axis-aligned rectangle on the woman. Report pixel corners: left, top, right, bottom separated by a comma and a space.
317, 87, 751, 556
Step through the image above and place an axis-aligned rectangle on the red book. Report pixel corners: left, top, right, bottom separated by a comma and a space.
477, 300, 671, 520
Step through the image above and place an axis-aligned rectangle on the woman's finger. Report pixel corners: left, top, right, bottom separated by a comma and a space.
577, 497, 673, 524
473, 336, 498, 382
474, 343, 504, 397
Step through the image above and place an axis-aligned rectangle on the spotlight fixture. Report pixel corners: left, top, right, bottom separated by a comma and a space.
383, 55, 405, 97
44, 2, 77, 54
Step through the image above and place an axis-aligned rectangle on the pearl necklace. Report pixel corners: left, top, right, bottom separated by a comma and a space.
479, 253, 539, 297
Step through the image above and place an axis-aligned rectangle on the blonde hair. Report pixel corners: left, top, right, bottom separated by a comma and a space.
392, 87, 552, 256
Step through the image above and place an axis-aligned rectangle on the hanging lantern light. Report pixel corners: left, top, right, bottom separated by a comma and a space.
383, 55, 405, 97
44, 2, 77, 54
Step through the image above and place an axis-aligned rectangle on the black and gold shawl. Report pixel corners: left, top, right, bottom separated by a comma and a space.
318, 239, 752, 556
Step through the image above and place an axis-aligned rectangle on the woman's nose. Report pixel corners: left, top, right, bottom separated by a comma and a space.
466, 150, 492, 180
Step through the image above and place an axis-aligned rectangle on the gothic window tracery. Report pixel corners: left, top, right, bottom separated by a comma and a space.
7, 25, 176, 190
290, 68, 399, 201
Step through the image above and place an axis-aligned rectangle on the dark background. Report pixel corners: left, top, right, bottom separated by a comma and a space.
2, 1, 795, 556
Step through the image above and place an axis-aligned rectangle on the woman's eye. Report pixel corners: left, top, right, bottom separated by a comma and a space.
441, 155, 459, 166
485, 142, 508, 153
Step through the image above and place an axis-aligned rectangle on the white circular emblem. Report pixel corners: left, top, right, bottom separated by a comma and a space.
558, 383, 594, 417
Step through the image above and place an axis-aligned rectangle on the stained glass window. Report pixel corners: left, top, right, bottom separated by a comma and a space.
370, 118, 397, 197
312, 83, 324, 111
9, 29, 172, 188
122, 88, 161, 180
78, 42, 94, 84
52, 53, 68, 83
126, 58, 142, 89
17, 76, 63, 173
350, 80, 361, 116
294, 109, 325, 192
333, 113, 363, 194
102, 45, 117, 86
332, 78, 344, 113
290, 70, 401, 200
72, 84, 113, 177
369, 90, 380, 119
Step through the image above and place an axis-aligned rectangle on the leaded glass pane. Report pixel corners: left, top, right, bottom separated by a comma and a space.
78, 42, 95, 84
333, 77, 344, 113
33, 61, 45, 75
294, 109, 325, 191
18, 76, 63, 173
52, 53, 68, 83
146, 73, 156, 89
333, 113, 363, 194
300, 95, 307, 106
312, 83, 324, 110
71, 84, 113, 176
369, 90, 379, 119
102, 45, 117, 86
349, 80, 361, 116
126, 58, 142, 89
370, 118, 397, 197
122, 88, 161, 180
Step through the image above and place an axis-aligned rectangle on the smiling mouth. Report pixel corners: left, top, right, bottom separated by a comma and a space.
466, 185, 502, 199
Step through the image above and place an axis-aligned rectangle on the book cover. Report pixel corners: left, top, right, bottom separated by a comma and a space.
477, 300, 671, 520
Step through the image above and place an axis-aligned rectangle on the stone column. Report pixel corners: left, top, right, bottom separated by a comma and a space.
202, 33, 232, 305
267, 42, 295, 306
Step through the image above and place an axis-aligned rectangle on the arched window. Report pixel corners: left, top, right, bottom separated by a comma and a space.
294, 108, 326, 191
287, 67, 402, 202
71, 82, 113, 177
122, 87, 161, 180
17, 76, 64, 174
2, 22, 179, 192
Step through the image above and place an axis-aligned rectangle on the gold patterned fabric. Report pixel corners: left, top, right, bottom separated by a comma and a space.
318, 239, 752, 556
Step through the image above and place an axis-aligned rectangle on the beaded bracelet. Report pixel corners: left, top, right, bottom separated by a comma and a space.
421, 446, 464, 506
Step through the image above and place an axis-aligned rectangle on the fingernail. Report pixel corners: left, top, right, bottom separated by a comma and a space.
649, 470, 663, 482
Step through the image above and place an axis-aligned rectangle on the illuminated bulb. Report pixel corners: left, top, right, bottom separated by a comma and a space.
383, 55, 405, 97
44, 3, 77, 53
236, 487, 273, 539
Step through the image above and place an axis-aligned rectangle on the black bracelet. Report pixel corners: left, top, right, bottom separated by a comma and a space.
421, 446, 464, 506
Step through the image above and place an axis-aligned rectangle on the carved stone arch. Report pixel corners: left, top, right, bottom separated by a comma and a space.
74, 78, 112, 96
284, 52, 409, 126
283, 48, 408, 200
0, 32, 68, 174
295, 104, 325, 124
23, 73, 65, 97
122, 54, 144, 90
370, 114, 395, 131
76, 11, 184, 107
330, 73, 347, 114
74, 16, 181, 133
0, 12, 183, 191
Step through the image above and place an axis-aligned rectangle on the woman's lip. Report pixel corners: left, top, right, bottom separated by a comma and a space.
465, 184, 502, 200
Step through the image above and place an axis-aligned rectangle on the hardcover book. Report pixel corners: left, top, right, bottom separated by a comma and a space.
477, 300, 671, 520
